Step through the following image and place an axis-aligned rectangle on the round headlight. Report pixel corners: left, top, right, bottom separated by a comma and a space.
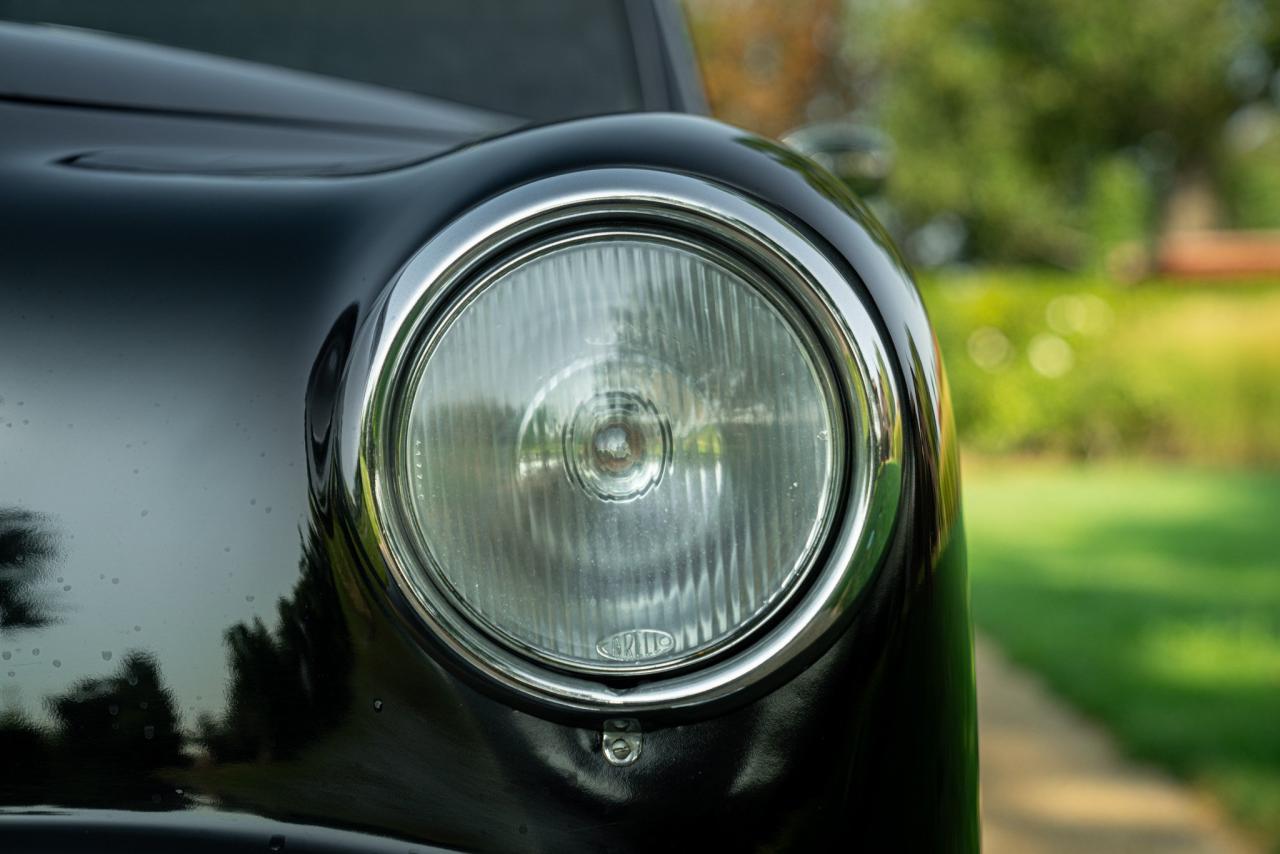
396, 231, 842, 673
351, 169, 902, 711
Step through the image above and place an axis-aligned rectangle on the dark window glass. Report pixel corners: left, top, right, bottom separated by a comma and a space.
0, 0, 644, 120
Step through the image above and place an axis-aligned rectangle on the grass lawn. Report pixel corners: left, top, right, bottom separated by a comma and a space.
965, 463, 1280, 848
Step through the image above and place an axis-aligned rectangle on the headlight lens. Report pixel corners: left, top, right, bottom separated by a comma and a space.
395, 231, 843, 674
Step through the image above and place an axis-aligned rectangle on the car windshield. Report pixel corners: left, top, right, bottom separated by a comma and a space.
0, 0, 645, 120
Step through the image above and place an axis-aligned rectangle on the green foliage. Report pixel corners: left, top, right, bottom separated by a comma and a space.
966, 464, 1280, 847
847, 0, 1279, 264
921, 272, 1280, 464
1086, 154, 1152, 268
1223, 116, 1280, 229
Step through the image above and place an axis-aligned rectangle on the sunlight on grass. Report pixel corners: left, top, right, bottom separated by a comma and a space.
1138, 620, 1280, 690
965, 463, 1280, 847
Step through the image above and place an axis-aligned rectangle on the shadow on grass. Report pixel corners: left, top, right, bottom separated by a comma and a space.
966, 465, 1280, 845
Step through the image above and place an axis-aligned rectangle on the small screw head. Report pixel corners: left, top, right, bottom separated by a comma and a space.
602, 718, 642, 766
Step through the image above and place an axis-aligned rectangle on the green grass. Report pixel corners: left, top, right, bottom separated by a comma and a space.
966, 463, 1280, 848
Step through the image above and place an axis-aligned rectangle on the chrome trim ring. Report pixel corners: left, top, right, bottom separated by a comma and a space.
339, 168, 903, 713
389, 226, 846, 677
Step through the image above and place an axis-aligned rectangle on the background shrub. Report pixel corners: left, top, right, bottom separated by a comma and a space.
921, 274, 1280, 465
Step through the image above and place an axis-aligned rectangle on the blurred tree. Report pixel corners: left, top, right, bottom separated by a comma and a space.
199, 523, 352, 762
0, 652, 189, 807
1086, 154, 1153, 274
846, 0, 1280, 264
0, 509, 57, 631
684, 0, 848, 137
0, 711, 54, 793
49, 652, 186, 775
1223, 105, 1280, 230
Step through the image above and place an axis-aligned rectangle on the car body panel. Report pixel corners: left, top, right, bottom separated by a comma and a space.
0, 9, 975, 852
0, 21, 517, 141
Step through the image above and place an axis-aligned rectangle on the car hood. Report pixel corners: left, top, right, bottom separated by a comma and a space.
0, 20, 520, 176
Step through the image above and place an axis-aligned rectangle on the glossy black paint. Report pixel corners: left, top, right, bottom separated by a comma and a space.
0, 49, 975, 854
0, 0, 704, 127
0, 20, 517, 141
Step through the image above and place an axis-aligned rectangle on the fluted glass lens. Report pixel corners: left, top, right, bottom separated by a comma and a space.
401, 234, 840, 672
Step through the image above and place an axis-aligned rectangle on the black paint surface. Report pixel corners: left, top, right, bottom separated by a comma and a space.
0, 57, 977, 853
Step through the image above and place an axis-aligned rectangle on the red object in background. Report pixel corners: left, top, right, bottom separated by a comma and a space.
1157, 230, 1280, 278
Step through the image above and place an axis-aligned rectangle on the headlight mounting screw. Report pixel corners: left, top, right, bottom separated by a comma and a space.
602, 718, 642, 766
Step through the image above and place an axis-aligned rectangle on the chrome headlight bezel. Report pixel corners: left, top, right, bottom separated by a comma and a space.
343, 168, 902, 713
390, 225, 848, 677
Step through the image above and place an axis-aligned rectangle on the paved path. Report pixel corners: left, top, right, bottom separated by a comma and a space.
976, 635, 1257, 854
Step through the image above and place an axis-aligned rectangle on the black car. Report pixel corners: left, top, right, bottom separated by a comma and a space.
0, 1, 977, 851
